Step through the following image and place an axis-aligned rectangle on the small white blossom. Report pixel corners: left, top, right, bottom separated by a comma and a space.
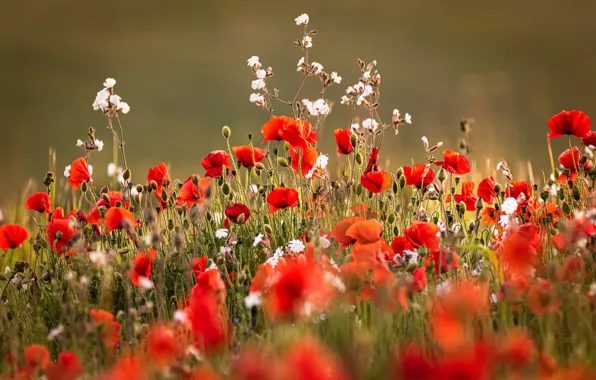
315, 154, 329, 169
405, 113, 412, 124
118, 102, 130, 114
76, 139, 84, 147
353, 82, 365, 93
392, 109, 400, 121
47, 325, 64, 341
288, 239, 305, 253
362, 71, 371, 80
589, 283, 596, 297
64, 165, 71, 178
109, 94, 121, 106
249, 93, 265, 105
330, 72, 342, 84
107, 162, 118, 177
436, 281, 451, 296
253, 233, 264, 247
219, 246, 232, 255
501, 197, 518, 215
139, 277, 154, 290
310, 62, 323, 74
421, 136, 429, 150
244, 292, 262, 308
362, 118, 378, 131
404, 250, 419, 265
251, 79, 266, 90
490, 293, 498, 304
255, 69, 266, 79
295, 13, 309, 25
88, 165, 93, 176
103, 78, 116, 88
215, 228, 229, 239
173, 310, 189, 324
89, 249, 107, 267
95, 139, 104, 152
302, 35, 312, 48
340, 95, 350, 105
319, 235, 331, 249
93, 89, 110, 110
297, 57, 305, 71
247, 56, 260, 68
325, 272, 346, 293
345, 86, 355, 95
350, 122, 360, 130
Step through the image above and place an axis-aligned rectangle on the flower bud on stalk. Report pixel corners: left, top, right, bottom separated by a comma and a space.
222, 125, 231, 139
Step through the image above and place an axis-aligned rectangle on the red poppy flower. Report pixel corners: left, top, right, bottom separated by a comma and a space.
176, 175, 212, 206
345, 219, 383, 245
67, 157, 91, 190
582, 130, 596, 147
290, 146, 319, 177
232, 145, 266, 168
394, 345, 435, 379
190, 256, 208, 278
330, 216, 364, 250
481, 207, 498, 225
557, 147, 593, 181
434, 150, 471, 175
279, 118, 318, 148
201, 150, 232, 178
104, 207, 136, 231
147, 162, 171, 188
224, 203, 250, 226
88, 191, 129, 224
280, 338, 347, 380
506, 180, 532, 203
527, 280, 561, 315
45, 351, 84, 380
261, 115, 292, 143
403, 164, 435, 188
428, 249, 460, 275
450, 181, 477, 211
0, 224, 28, 250
23, 344, 50, 373
188, 285, 228, 354
391, 236, 413, 256
46, 218, 75, 254
144, 325, 182, 368
499, 223, 540, 278
91, 309, 121, 351
195, 269, 226, 295
361, 171, 391, 193
477, 176, 497, 204
100, 354, 144, 380
127, 248, 157, 286
403, 221, 441, 252
334, 129, 353, 154
547, 110, 591, 139
409, 267, 427, 292
266, 187, 299, 214
26, 192, 52, 213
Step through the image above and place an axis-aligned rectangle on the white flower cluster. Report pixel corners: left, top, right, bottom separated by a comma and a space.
295, 13, 309, 26
305, 153, 329, 179
302, 98, 330, 116
361, 118, 378, 131
92, 78, 130, 114
288, 239, 306, 253
76, 138, 104, 152
247, 56, 270, 108
392, 109, 412, 124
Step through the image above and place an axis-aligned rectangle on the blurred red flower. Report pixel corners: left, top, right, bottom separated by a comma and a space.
127, 248, 157, 287
26, 192, 52, 213
547, 110, 591, 139
403, 221, 441, 252
290, 146, 318, 177
0, 224, 28, 250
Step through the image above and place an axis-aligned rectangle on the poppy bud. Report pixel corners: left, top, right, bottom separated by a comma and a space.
399, 175, 406, 188
192, 175, 199, 186
81, 182, 88, 193
393, 225, 399, 235
476, 197, 484, 211
541, 191, 548, 201
557, 188, 565, 200
55, 231, 63, 240
437, 168, 447, 183
572, 187, 581, 201
264, 224, 273, 234
494, 183, 502, 194
237, 272, 247, 284
396, 167, 404, 178
405, 263, 418, 273
189, 204, 200, 223
272, 147, 279, 157
115, 200, 122, 208
150, 180, 158, 191
562, 202, 571, 215
100, 193, 110, 204
253, 162, 265, 172
168, 219, 174, 231
356, 183, 363, 195
100, 186, 109, 195
222, 125, 231, 139
123, 169, 131, 181
387, 213, 396, 224
355, 152, 363, 166
284, 142, 291, 151
117, 248, 130, 255
277, 157, 289, 167
216, 256, 225, 266
392, 181, 399, 194
129, 205, 135, 213
451, 187, 456, 195
248, 132, 253, 141
350, 133, 357, 148
161, 189, 168, 202
61, 246, 67, 254
454, 177, 460, 186
222, 183, 230, 195
468, 221, 476, 233
457, 201, 466, 215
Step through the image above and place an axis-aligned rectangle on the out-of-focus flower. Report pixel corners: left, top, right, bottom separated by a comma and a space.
216, 229, 229, 239
295, 13, 309, 25
288, 239, 306, 253
247, 56, 261, 68
103, 78, 116, 88
362, 118, 378, 131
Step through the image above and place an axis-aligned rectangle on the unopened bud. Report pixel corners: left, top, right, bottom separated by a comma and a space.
122, 169, 131, 181
222, 183, 230, 195
350, 134, 357, 148
437, 168, 447, 183
150, 180, 158, 191
80, 182, 88, 193
222, 125, 231, 139
264, 224, 273, 234
277, 157, 289, 167
355, 153, 363, 166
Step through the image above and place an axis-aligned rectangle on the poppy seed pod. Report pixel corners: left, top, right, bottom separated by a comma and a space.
248, 133, 253, 141
122, 169, 131, 181
255, 162, 266, 171
399, 175, 406, 188
264, 224, 273, 234
222, 125, 231, 139
136, 184, 144, 194
222, 183, 230, 195
150, 180, 158, 191
101, 193, 111, 203
476, 197, 484, 210
100, 186, 109, 194
277, 157, 289, 167
572, 187, 581, 201
437, 168, 447, 183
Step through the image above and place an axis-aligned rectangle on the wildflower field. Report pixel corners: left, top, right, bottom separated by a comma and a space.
3, 13, 596, 380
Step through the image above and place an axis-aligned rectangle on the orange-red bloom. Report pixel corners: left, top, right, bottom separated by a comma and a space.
290, 146, 319, 177
403, 164, 435, 188
261, 115, 291, 143
547, 109, 591, 139
201, 150, 232, 178
188, 285, 228, 354
558, 147, 593, 181
279, 118, 318, 148
0, 224, 28, 250
499, 223, 540, 278
477, 176, 497, 204
434, 150, 471, 175
127, 249, 157, 287
91, 309, 121, 351
147, 162, 171, 189
144, 325, 182, 368
26, 192, 52, 213
428, 249, 460, 275
46, 351, 84, 380
334, 128, 353, 154
361, 171, 390, 193
527, 280, 561, 315
345, 219, 383, 245
105, 207, 136, 231
88, 191, 128, 224
582, 130, 596, 147
330, 216, 364, 250
176, 175, 212, 206
23, 344, 50, 373
67, 157, 91, 190
279, 338, 347, 380
451, 181, 477, 211
46, 218, 75, 254
232, 145, 266, 168
224, 203, 250, 226
391, 235, 413, 256
403, 221, 441, 252
506, 180, 532, 204
266, 187, 299, 214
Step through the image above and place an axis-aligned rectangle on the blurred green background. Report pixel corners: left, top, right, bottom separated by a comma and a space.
2, 0, 596, 203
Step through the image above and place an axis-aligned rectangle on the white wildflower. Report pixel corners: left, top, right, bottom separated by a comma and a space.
93, 89, 110, 110
64, 165, 71, 178
107, 162, 118, 177
405, 113, 412, 124
345, 86, 355, 95
362, 71, 371, 80
302, 35, 312, 48
89, 249, 107, 267
249, 93, 265, 105
310, 62, 323, 74
361, 118, 378, 131
490, 293, 498, 304
139, 277, 154, 290
501, 197, 518, 215
421, 136, 429, 150
109, 94, 121, 106
288, 239, 305, 253
118, 102, 130, 114
253, 233, 264, 247
319, 235, 331, 249
215, 228, 229, 239
251, 79, 266, 90
88, 165, 93, 176
103, 78, 116, 88
330, 72, 342, 84
47, 325, 65, 341
244, 292, 262, 308
297, 57, 305, 71
315, 154, 329, 169
255, 69, 266, 79
404, 250, 419, 265
173, 310, 189, 324
295, 13, 309, 25
95, 139, 104, 152
247, 56, 261, 68
76, 139, 84, 147
350, 122, 360, 130
340, 95, 350, 105
219, 246, 232, 255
